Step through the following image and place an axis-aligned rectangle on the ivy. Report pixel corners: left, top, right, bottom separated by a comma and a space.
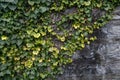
0, 0, 120, 80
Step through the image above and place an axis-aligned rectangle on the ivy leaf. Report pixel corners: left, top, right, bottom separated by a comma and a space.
5, 70, 11, 74
0, 0, 14, 3
84, 1, 91, 6
0, 3, 8, 8
29, 75, 34, 79
0, 45, 3, 49
0, 72, 4, 77
26, 43, 34, 48
33, 33, 41, 38
32, 50, 39, 55
40, 6, 48, 13
34, 0, 40, 4
8, 4, 16, 10
80, 44, 85, 48
41, 0, 46, 3
60, 37, 65, 42
97, 3, 102, 8
1, 35, 8, 40
17, 40, 22, 46
40, 73, 46, 79
27, 30, 32, 35
13, 0, 18, 4
28, 1, 34, 6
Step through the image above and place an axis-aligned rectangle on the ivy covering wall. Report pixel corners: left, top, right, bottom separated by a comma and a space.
0, 0, 120, 80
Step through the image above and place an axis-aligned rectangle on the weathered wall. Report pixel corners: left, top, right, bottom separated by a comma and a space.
57, 6, 120, 80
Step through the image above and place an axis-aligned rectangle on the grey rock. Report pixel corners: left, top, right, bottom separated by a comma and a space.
113, 15, 120, 19
57, 6, 120, 80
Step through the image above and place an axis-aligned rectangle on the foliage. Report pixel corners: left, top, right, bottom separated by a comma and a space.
0, 0, 120, 80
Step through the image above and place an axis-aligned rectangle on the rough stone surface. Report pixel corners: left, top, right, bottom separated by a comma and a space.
57, 6, 120, 80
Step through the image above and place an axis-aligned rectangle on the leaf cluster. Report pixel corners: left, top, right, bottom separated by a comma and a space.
0, 0, 120, 80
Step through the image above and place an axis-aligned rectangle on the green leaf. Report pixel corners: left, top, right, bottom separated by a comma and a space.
13, 0, 18, 4
29, 75, 34, 79
8, 4, 16, 10
40, 73, 46, 79
40, 6, 48, 13
17, 40, 22, 46
0, 0, 14, 3
5, 70, 11, 74
26, 43, 34, 48
0, 45, 3, 48
28, 1, 34, 6
27, 30, 32, 35
0, 3, 9, 8
0, 72, 4, 77
34, 0, 40, 4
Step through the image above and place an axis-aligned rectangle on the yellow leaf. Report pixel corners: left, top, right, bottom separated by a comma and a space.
84, 1, 91, 6
53, 62, 58, 66
49, 47, 53, 52
48, 27, 53, 32
90, 37, 95, 41
26, 43, 34, 48
81, 34, 84, 37
41, 32, 46, 36
61, 46, 67, 50
36, 47, 41, 51
24, 60, 33, 68
97, 3, 102, 8
51, 32, 56, 35
39, 59, 43, 63
60, 37, 65, 42
33, 33, 40, 38
87, 41, 90, 44
32, 50, 39, 55
27, 30, 32, 34
73, 24, 79, 29
1, 35, 8, 40
32, 57, 35, 61
81, 44, 85, 48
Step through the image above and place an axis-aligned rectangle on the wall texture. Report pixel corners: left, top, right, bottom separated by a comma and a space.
57, 6, 120, 80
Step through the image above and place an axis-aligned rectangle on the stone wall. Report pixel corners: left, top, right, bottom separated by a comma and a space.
57, 6, 120, 80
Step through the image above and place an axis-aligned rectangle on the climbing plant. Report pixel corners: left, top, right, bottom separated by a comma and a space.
0, 0, 120, 80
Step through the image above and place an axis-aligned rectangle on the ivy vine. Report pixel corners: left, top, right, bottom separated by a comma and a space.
0, 0, 120, 80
